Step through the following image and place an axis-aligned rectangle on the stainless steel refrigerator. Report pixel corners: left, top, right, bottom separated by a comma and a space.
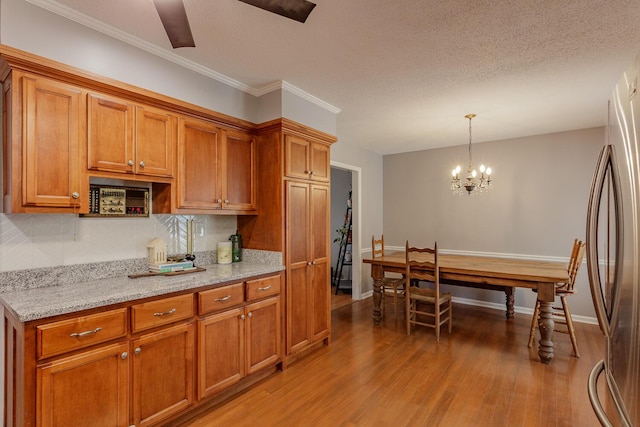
586, 52, 640, 426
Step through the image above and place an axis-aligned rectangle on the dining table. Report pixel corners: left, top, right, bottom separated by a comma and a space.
363, 251, 570, 364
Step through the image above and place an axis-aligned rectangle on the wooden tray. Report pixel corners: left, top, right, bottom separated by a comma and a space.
128, 266, 207, 279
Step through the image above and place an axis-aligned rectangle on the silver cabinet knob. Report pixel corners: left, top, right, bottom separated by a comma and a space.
128, 159, 134, 166
240, 314, 245, 320
217, 198, 222, 203
224, 199, 229, 203
248, 312, 253, 318
71, 192, 80, 199
139, 161, 145, 168
134, 347, 141, 356
121, 352, 128, 360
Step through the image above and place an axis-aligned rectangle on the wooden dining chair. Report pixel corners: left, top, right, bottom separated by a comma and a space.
372, 235, 406, 319
527, 238, 586, 357
405, 241, 452, 340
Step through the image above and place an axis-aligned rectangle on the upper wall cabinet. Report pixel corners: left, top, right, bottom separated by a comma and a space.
171, 116, 256, 214
176, 116, 221, 210
2, 70, 87, 213
223, 128, 257, 211
87, 93, 176, 178
284, 134, 330, 182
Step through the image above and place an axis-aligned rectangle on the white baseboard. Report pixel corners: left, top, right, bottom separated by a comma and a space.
355, 292, 598, 325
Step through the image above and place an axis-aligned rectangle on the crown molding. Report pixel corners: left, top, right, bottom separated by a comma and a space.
255, 81, 341, 114
26, 0, 341, 115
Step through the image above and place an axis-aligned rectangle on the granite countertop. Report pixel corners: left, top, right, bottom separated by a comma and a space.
0, 262, 285, 323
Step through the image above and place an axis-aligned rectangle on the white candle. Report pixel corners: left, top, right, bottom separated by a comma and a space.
217, 241, 232, 264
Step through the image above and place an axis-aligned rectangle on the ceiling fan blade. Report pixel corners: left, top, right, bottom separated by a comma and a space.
152, 0, 195, 48
238, 0, 317, 23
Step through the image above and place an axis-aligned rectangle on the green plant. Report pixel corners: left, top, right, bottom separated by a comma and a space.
334, 224, 350, 245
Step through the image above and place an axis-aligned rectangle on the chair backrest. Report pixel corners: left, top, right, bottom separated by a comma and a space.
372, 235, 385, 259
566, 239, 586, 290
405, 241, 439, 288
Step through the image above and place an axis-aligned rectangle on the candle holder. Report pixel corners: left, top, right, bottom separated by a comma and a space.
185, 218, 196, 266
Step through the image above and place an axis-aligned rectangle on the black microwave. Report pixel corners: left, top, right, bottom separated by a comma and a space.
86, 184, 149, 217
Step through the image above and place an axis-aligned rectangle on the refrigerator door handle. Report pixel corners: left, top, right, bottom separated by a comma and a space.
586, 144, 623, 337
588, 360, 615, 427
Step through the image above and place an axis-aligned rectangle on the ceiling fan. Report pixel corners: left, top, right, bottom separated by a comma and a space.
152, 0, 317, 49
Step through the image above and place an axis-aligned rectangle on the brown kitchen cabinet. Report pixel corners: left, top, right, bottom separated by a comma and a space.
238, 119, 336, 365
131, 322, 195, 427
87, 93, 176, 178
2, 70, 86, 213
197, 275, 282, 400
286, 181, 331, 354
37, 341, 130, 427
172, 115, 256, 213
223, 128, 257, 211
285, 133, 330, 182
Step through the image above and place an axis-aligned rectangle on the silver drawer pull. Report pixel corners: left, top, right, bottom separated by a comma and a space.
70, 327, 102, 338
153, 308, 177, 317
214, 295, 232, 302
258, 285, 272, 291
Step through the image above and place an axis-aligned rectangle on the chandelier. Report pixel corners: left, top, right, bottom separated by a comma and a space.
451, 114, 493, 195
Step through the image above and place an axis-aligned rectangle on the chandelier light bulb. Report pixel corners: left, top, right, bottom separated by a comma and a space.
452, 169, 457, 177
486, 167, 492, 176
479, 164, 486, 173
471, 169, 477, 178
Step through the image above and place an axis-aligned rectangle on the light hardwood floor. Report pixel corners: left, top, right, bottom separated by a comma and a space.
178, 297, 614, 426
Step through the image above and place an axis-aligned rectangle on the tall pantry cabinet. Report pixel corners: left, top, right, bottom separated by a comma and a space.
238, 118, 336, 364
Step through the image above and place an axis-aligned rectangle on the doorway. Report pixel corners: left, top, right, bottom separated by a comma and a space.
330, 161, 361, 308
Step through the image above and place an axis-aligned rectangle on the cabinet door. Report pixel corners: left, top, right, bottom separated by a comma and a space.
197, 307, 245, 399
37, 342, 129, 427
246, 296, 281, 374
132, 322, 194, 427
135, 106, 175, 177
22, 75, 83, 208
284, 134, 310, 180
286, 181, 311, 354
309, 141, 330, 182
310, 184, 331, 341
177, 117, 221, 210
222, 128, 256, 211
87, 93, 135, 174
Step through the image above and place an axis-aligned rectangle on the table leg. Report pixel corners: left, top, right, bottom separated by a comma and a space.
536, 282, 555, 364
504, 288, 515, 319
371, 264, 383, 325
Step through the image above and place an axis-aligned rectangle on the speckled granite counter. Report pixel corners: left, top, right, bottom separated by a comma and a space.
0, 251, 284, 322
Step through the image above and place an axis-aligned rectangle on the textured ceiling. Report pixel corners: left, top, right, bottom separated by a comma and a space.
31, 0, 640, 154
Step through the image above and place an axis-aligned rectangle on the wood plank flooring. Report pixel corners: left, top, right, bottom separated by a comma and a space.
178, 297, 615, 426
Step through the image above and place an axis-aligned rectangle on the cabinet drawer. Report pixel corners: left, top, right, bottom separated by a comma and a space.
246, 274, 281, 302
131, 294, 193, 333
198, 283, 244, 315
37, 308, 128, 360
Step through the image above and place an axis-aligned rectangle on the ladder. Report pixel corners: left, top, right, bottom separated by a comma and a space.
332, 200, 352, 294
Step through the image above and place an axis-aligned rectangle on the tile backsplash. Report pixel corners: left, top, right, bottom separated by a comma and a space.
0, 213, 238, 272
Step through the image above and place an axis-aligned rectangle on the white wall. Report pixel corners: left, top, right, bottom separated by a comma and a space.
383, 127, 604, 318
330, 140, 384, 296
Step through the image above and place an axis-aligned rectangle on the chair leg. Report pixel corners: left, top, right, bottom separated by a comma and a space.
406, 295, 411, 335
393, 287, 398, 319
528, 300, 540, 348
435, 301, 440, 342
562, 296, 580, 358
448, 299, 452, 333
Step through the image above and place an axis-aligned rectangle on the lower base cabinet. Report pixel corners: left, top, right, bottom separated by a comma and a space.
132, 322, 195, 427
198, 277, 282, 400
37, 342, 130, 427
6, 272, 283, 427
